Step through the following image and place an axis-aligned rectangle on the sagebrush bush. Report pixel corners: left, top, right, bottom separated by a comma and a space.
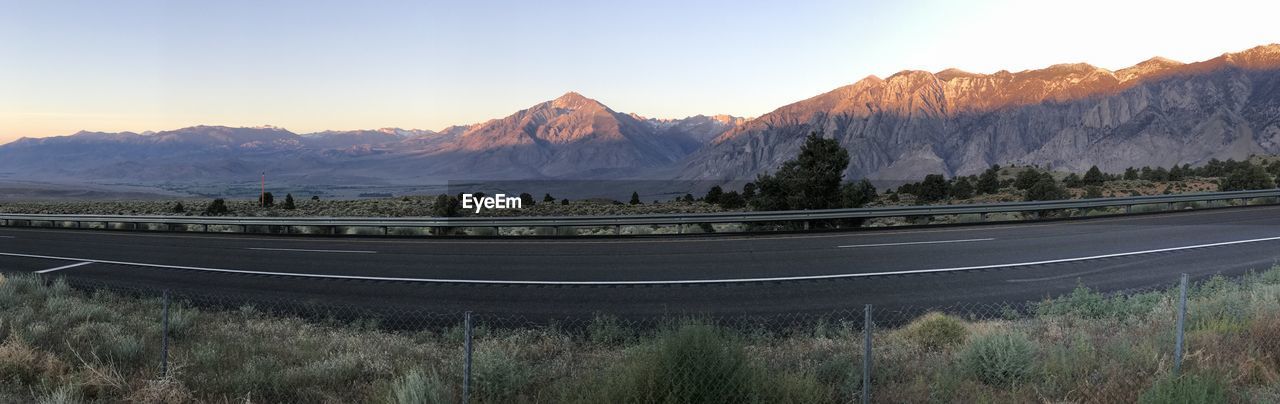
384, 369, 452, 404
590, 322, 820, 404
586, 314, 635, 346
473, 348, 533, 402
959, 330, 1037, 386
1035, 282, 1163, 320
901, 312, 968, 350
1138, 374, 1229, 404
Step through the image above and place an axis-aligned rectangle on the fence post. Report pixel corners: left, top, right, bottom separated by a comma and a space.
1174, 274, 1188, 375
463, 311, 473, 404
161, 289, 170, 377
862, 304, 872, 404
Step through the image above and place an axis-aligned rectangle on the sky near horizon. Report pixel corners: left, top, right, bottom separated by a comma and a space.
2, 0, 1278, 143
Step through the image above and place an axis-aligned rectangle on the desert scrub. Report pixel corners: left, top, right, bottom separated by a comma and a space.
899, 312, 968, 351
3, 267, 1280, 402
1139, 373, 1231, 404
384, 368, 452, 404
581, 322, 823, 404
958, 330, 1037, 386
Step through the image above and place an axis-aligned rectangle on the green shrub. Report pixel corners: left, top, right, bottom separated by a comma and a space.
35, 384, 82, 404
383, 369, 452, 404
1138, 374, 1229, 404
473, 348, 532, 402
592, 322, 819, 403
1035, 282, 1163, 319
813, 353, 862, 400
587, 314, 631, 346
959, 331, 1037, 386
203, 199, 230, 216
901, 312, 968, 351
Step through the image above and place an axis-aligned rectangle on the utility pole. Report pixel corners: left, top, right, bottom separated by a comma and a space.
260, 172, 266, 207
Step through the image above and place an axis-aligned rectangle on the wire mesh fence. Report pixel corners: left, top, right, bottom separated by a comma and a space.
5, 270, 1280, 402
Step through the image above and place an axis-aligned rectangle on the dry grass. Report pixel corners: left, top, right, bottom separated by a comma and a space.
3, 268, 1280, 402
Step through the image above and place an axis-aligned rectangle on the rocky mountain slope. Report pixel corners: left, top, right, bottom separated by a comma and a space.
4, 44, 1279, 195
678, 44, 1280, 183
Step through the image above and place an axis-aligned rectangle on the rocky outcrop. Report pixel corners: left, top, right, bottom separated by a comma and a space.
679, 44, 1280, 183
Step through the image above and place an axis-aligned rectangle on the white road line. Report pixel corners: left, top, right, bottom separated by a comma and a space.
4, 235, 1280, 285
246, 247, 377, 254
0, 235, 15, 239
836, 238, 993, 248
34, 261, 93, 274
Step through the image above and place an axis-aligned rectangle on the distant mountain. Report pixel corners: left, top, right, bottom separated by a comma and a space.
679, 44, 1280, 183
4, 44, 1280, 196
409, 92, 710, 178
0, 94, 742, 187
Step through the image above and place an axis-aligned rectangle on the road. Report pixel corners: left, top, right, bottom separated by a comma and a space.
2, 205, 1280, 323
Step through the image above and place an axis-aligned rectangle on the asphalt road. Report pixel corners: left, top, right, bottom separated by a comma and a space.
2, 205, 1280, 323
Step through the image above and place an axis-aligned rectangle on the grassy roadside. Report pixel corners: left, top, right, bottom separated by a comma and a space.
3, 267, 1280, 403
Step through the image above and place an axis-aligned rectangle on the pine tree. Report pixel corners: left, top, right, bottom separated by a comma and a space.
1025, 177, 1070, 201
1014, 170, 1042, 190
704, 186, 723, 205
282, 193, 296, 210
950, 177, 974, 200
976, 166, 1001, 194
1221, 165, 1276, 191
1082, 166, 1106, 186
259, 192, 274, 208
172, 202, 185, 213
1062, 173, 1082, 188
204, 199, 229, 216
629, 191, 641, 205
1123, 167, 1139, 180
431, 194, 459, 217
749, 132, 850, 211
916, 174, 949, 204
840, 179, 877, 208
543, 193, 555, 203
719, 191, 746, 209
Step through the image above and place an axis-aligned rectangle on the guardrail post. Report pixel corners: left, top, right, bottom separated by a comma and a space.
160, 289, 170, 377
1125, 205, 1132, 214
862, 304, 872, 404
1174, 273, 1188, 375
463, 311, 473, 404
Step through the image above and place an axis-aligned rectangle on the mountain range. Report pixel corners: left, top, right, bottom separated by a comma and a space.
3, 44, 1279, 197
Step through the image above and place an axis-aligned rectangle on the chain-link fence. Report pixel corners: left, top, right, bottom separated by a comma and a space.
4, 270, 1280, 402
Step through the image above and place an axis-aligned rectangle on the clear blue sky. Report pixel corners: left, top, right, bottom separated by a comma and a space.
2, 0, 1277, 142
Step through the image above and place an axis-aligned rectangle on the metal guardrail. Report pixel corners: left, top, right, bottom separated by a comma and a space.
2, 189, 1278, 236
